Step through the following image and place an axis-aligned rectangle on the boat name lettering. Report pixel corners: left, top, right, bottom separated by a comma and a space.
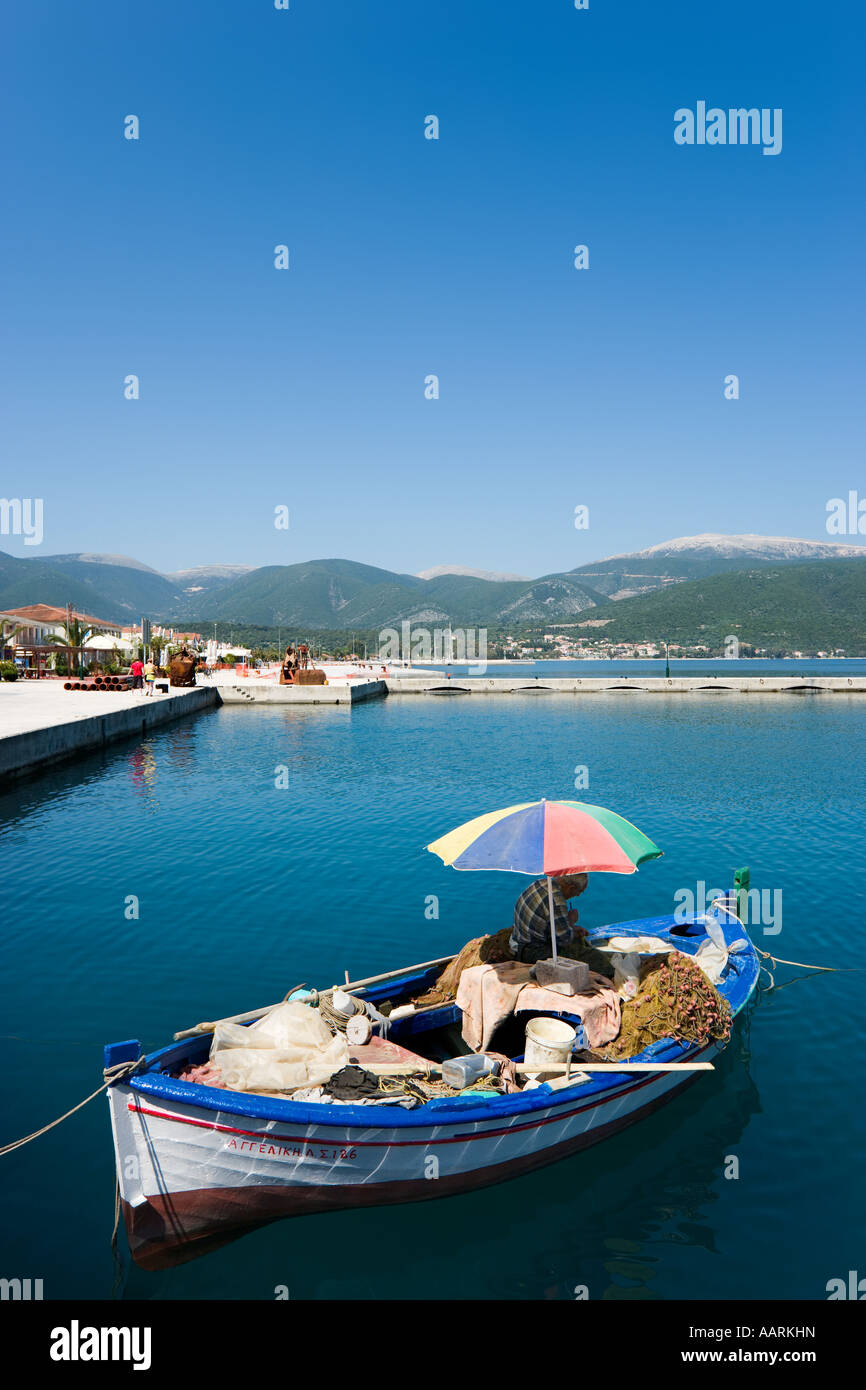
226, 1139, 358, 1160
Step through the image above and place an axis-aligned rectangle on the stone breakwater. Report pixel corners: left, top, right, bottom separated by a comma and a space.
384, 675, 866, 695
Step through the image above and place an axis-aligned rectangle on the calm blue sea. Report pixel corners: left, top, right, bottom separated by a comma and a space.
1, 692, 864, 1301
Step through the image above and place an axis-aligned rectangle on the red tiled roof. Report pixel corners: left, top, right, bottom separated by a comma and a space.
3, 604, 118, 629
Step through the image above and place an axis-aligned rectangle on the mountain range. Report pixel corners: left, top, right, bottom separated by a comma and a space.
1, 535, 865, 640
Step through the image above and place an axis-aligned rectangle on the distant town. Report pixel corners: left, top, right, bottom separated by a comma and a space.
0, 600, 848, 682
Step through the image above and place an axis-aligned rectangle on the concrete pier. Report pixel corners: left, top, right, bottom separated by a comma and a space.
385, 674, 866, 696
0, 683, 220, 778
213, 679, 387, 706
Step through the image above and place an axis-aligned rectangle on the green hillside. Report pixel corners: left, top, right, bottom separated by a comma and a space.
187, 558, 425, 626
39, 555, 183, 615
182, 558, 603, 627
0, 552, 126, 620
580, 560, 866, 652
570, 553, 768, 598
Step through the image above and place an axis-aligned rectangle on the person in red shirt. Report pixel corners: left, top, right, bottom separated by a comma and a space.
130, 657, 144, 690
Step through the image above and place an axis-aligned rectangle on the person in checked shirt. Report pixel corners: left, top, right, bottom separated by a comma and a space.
510, 873, 589, 963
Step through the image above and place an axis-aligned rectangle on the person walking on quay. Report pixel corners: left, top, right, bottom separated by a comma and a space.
130, 655, 144, 691
143, 656, 157, 696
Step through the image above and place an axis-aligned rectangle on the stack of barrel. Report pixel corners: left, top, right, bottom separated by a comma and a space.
63, 676, 130, 692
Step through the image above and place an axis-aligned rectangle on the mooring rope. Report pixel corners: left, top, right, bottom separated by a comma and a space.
110, 1174, 129, 1298
707, 897, 853, 985
754, 949, 846, 973
111, 1175, 122, 1249
0, 1056, 145, 1158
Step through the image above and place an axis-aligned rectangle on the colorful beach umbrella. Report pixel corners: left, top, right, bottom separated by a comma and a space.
427, 799, 663, 962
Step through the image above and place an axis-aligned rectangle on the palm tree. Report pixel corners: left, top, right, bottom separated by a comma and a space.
44, 616, 95, 678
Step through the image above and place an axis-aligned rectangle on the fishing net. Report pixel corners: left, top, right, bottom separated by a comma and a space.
595, 953, 731, 1060
414, 928, 514, 1004
414, 927, 616, 1007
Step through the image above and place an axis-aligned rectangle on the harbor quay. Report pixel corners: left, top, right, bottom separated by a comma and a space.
0, 677, 388, 776
0, 682, 219, 778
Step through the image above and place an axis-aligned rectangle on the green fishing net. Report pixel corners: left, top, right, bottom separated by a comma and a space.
597, 953, 731, 1060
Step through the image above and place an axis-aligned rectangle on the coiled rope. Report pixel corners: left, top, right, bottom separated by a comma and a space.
375, 1069, 507, 1103
0, 1056, 145, 1158
317, 991, 360, 1034
317, 989, 392, 1038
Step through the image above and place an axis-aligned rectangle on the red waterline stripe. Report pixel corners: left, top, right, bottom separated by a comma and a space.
129, 1096, 634, 1148
127, 1057, 707, 1149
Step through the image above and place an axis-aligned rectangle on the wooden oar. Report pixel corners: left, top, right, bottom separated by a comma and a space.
337, 954, 455, 995
341, 1061, 714, 1076
173, 954, 457, 1040
520, 1062, 714, 1073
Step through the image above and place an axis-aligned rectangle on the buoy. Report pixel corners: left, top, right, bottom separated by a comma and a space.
332, 989, 359, 1017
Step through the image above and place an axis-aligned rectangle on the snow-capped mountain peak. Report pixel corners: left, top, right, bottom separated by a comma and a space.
608, 533, 866, 562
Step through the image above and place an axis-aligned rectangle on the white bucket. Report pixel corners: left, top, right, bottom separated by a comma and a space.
524, 1016, 576, 1075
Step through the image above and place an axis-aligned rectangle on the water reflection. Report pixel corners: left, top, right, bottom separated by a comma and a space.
163, 725, 197, 774
128, 743, 159, 811
474, 1023, 762, 1302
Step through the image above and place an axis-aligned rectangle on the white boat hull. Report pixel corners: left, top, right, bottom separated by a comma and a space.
108, 1044, 717, 1269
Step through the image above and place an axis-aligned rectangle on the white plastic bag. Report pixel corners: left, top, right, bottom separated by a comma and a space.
211, 1021, 278, 1051
610, 951, 641, 1000
250, 1001, 338, 1051
210, 1002, 348, 1093
603, 934, 673, 955
702, 914, 728, 953
215, 1047, 348, 1093
691, 939, 728, 985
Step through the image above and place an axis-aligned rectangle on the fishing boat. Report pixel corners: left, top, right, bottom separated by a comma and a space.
106, 888, 759, 1271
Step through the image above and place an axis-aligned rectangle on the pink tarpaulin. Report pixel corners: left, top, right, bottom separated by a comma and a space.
455, 961, 621, 1052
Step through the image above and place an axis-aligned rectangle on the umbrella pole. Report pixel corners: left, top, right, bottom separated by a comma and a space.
547, 875, 558, 964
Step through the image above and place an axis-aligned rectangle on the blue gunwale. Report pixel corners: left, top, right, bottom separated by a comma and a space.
121, 901, 759, 1131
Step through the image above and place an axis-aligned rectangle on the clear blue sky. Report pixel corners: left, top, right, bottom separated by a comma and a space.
2, 1, 863, 576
